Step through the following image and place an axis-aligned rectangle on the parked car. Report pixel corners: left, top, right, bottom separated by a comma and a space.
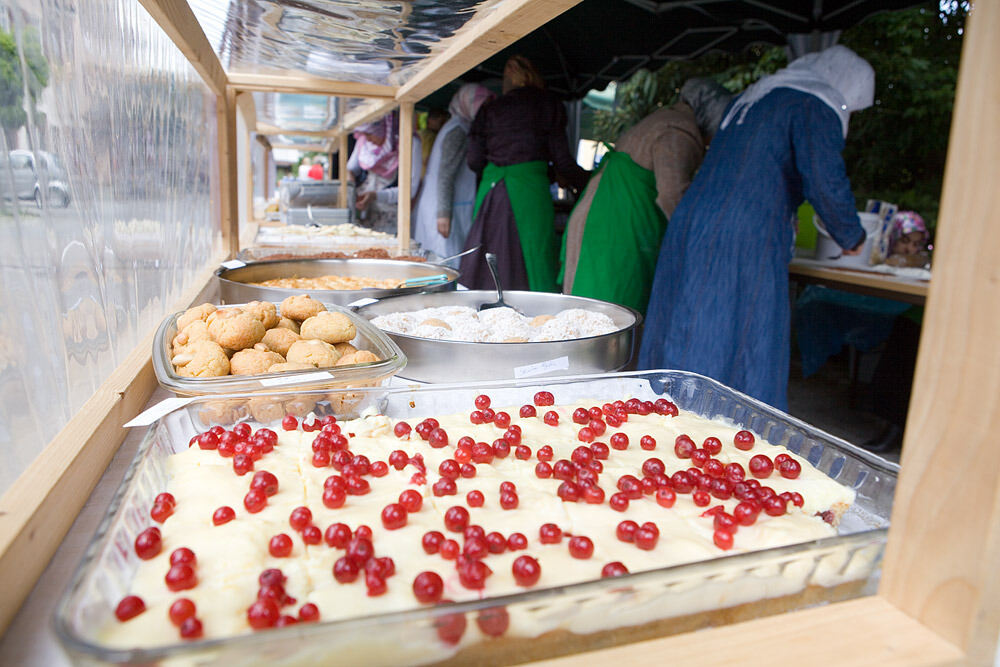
0, 149, 72, 208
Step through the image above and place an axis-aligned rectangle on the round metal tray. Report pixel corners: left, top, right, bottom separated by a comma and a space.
353, 291, 640, 383
215, 258, 459, 307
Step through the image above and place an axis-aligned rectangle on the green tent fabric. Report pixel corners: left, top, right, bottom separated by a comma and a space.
563, 150, 666, 313
473, 160, 559, 292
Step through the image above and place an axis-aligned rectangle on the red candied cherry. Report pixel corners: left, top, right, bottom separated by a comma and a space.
493, 411, 511, 429
542, 410, 559, 426
515, 445, 532, 460
714, 512, 738, 534
444, 506, 470, 533
134, 527, 162, 560
465, 525, 486, 542
485, 532, 507, 554
674, 435, 696, 459
212, 506, 235, 526
428, 427, 449, 449
552, 459, 575, 481
155, 492, 176, 509
330, 450, 352, 470
609, 492, 630, 512
169, 598, 196, 626
289, 507, 312, 532
393, 421, 412, 439
703, 437, 723, 455
588, 407, 603, 420
457, 559, 491, 590
460, 463, 477, 479
789, 492, 805, 507
250, 471, 279, 497
519, 404, 537, 418
602, 562, 629, 578
370, 461, 388, 477
503, 427, 521, 446
749, 454, 774, 479
170, 547, 196, 567
464, 489, 484, 508
476, 607, 510, 638
778, 458, 802, 479
344, 475, 370, 496
311, 450, 331, 468
346, 536, 374, 566
388, 449, 408, 470
274, 615, 297, 628
412, 571, 444, 603
512, 555, 541, 586
301, 525, 322, 545
507, 532, 528, 551
480, 408, 495, 424
232, 422, 251, 438
725, 462, 746, 484
248, 599, 280, 629
709, 478, 733, 500
588, 419, 607, 437
605, 432, 627, 451
692, 490, 711, 507
641, 457, 666, 477
381, 503, 408, 530
539, 523, 562, 544
535, 461, 553, 479
589, 442, 609, 460
464, 536, 489, 560
704, 459, 725, 479
269, 534, 293, 558
617, 475, 643, 500
734, 430, 755, 450
439, 459, 460, 480
536, 445, 554, 462
576, 426, 595, 443
398, 489, 422, 513
763, 495, 787, 517
733, 501, 760, 526
439, 539, 460, 560
605, 413, 622, 428
500, 491, 519, 510
281, 415, 298, 431
432, 477, 458, 497
471, 441, 494, 464
469, 410, 485, 425
198, 431, 220, 450
365, 571, 388, 597
208, 426, 225, 438
492, 439, 511, 459
114, 595, 146, 622
322, 486, 346, 509
435, 607, 468, 646
421, 530, 444, 555
179, 617, 203, 640
165, 563, 197, 591
557, 481, 580, 503
333, 556, 360, 583
655, 487, 677, 508
635, 523, 659, 550
475, 394, 492, 410
670, 470, 696, 493
150, 502, 173, 523
616, 520, 639, 543
583, 485, 606, 504
572, 407, 590, 425
298, 603, 320, 622
639, 435, 657, 451
534, 391, 555, 406
258, 569, 285, 590
654, 398, 678, 416
713, 529, 734, 550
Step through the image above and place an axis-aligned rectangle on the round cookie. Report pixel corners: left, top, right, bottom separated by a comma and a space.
286, 339, 342, 368
176, 303, 216, 331
530, 314, 555, 327
205, 307, 243, 327
172, 340, 230, 378
419, 318, 451, 330
267, 361, 316, 373
300, 311, 356, 344
280, 294, 326, 322
333, 342, 358, 357
209, 312, 266, 351
229, 345, 285, 375
335, 350, 380, 366
247, 397, 286, 423
276, 317, 300, 334
171, 320, 211, 356
261, 327, 301, 357
242, 300, 280, 329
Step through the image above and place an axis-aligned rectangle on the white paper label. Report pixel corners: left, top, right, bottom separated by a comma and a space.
347, 297, 378, 309
125, 397, 195, 427
513, 356, 570, 379
221, 259, 246, 269
260, 371, 334, 387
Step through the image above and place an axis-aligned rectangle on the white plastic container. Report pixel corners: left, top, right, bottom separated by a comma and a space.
814, 212, 882, 268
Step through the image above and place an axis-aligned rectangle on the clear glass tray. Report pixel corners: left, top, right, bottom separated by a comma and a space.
152, 301, 406, 397
54, 371, 898, 665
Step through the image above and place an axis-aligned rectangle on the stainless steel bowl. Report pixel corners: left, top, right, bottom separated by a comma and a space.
353, 291, 640, 383
215, 258, 459, 306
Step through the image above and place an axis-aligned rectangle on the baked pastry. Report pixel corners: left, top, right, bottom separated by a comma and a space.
208, 313, 266, 351
171, 340, 230, 378
260, 328, 301, 357
300, 311, 356, 345
229, 346, 286, 376
242, 301, 280, 330
176, 303, 216, 331
275, 317, 300, 334
285, 339, 342, 368
171, 320, 211, 356
279, 295, 327, 322
334, 350, 379, 366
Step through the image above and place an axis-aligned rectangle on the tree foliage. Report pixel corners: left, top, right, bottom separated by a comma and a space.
0, 26, 49, 147
593, 1, 962, 230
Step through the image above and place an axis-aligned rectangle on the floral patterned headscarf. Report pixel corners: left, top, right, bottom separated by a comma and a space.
889, 211, 928, 247
352, 112, 399, 179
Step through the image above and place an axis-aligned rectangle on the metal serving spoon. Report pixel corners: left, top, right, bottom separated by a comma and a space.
479, 252, 522, 313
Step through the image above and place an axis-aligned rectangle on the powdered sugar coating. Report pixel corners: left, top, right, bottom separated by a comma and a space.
370, 306, 619, 343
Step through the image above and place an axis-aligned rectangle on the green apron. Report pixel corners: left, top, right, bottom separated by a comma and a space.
565, 150, 666, 313
474, 160, 558, 292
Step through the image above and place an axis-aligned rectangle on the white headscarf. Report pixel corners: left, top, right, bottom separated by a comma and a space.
720, 45, 874, 137
448, 83, 495, 130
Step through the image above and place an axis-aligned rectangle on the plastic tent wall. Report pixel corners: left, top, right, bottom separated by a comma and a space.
0, 0, 221, 494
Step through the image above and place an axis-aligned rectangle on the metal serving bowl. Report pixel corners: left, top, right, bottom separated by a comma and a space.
352, 290, 640, 383
215, 258, 459, 307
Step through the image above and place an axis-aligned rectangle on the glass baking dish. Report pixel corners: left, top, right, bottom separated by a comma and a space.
152, 300, 406, 397
54, 371, 898, 665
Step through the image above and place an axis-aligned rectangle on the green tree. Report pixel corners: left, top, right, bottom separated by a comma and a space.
0, 26, 49, 149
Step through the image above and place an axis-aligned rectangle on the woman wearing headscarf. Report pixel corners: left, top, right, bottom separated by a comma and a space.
459, 56, 589, 292
413, 84, 495, 264
638, 45, 875, 411
348, 111, 422, 234
561, 78, 732, 314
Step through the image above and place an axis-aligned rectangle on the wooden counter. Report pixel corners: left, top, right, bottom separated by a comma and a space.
790, 258, 929, 305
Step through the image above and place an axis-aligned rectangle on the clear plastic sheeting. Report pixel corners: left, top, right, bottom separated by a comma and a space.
190, 0, 501, 87
253, 92, 338, 132
0, 1, 220, 495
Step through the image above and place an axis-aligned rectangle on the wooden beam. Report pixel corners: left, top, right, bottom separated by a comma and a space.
228, 72, 397, 99
878, 3, 1000, 663
235, 90, 257, 133
397, 102, 413, 252
341, 99, 399, 134
137, 0, 227, 96
269, 143, 329, 153
218, 88, 240, 258
0, 259, 226, 634
396, 0, 582, 102
255, 123, 340, 139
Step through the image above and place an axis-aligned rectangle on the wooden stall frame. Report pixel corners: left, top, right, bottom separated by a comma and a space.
1, 1, 997, 665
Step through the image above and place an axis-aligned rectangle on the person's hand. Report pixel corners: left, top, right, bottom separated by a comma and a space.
841, 237, 866, 256
437, 216, 451, 238
355, 191, 375, 210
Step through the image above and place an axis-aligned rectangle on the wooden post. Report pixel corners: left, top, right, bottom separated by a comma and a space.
879, 3, 1000, 663
339, 132, 349, 209
397, 102, 413, 252
218, 88, 240, 258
